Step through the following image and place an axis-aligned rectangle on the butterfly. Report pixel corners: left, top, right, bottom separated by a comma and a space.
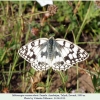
18, 37, 89, 71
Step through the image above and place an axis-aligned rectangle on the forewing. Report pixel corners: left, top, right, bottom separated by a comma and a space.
18, 38, 50, 71
51, 38, 89, 71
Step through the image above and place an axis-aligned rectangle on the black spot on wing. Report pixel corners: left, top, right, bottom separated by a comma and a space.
31, 41, 35, 46
55, 51, 61, 57
41, 51, 48, 58
38, 40, 40, 46
63, 41, 66, 47
61, 61, 64, 65
64, 56, 70, 61
64, 56, 76, 65
31, 53, 36, 59
70, 44, 74, 49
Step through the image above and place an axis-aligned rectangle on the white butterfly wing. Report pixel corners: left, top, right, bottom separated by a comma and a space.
18, 37, 89, 71
51, 38, 89, 71
18, 38, 50, 71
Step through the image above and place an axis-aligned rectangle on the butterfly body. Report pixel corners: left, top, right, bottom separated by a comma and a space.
18, 37, 89, 71
46, 37, 55, 61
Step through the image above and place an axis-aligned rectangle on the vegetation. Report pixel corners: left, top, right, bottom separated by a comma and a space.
0, 1, 100, 93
